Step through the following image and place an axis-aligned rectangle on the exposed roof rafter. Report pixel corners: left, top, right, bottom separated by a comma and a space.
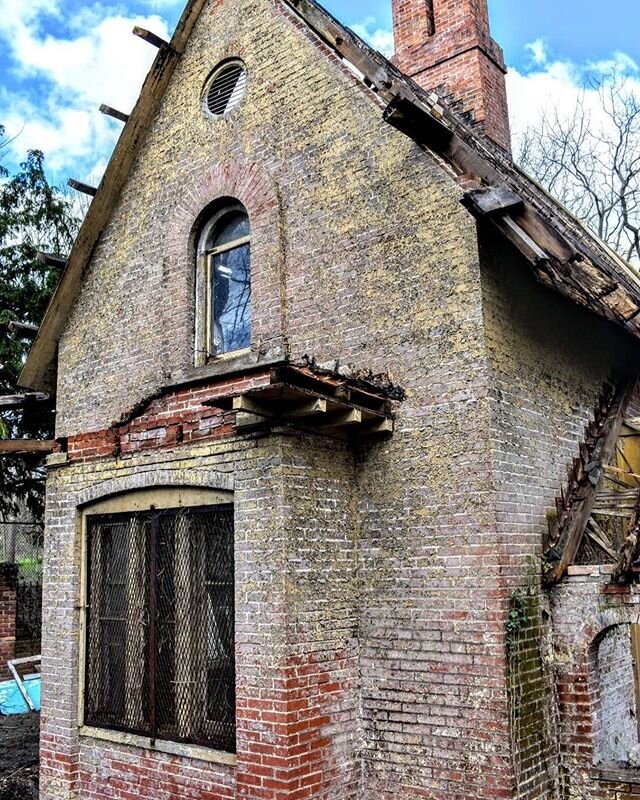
18, 0, 640, 395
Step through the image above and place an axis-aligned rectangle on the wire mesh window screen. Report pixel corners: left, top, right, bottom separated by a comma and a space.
85, 505, 235, 752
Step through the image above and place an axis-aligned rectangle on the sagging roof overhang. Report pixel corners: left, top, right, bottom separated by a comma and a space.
19, 0, 640, 394
18, 0, 209, 393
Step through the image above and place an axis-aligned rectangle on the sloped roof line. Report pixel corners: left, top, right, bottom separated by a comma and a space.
282, 0, 640, 333
19, 0, 640, 393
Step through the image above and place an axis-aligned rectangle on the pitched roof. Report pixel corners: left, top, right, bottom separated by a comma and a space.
19, 0, 640, 393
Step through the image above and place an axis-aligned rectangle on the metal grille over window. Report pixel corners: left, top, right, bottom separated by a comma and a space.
84, 505, 235, 753
204, 61, 247, 118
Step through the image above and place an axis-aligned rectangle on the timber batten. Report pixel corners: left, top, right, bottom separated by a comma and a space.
544, 378, 635, 584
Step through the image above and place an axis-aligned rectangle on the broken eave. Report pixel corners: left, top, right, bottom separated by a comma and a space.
19, 0, 640, 395
207, 364, 395, 438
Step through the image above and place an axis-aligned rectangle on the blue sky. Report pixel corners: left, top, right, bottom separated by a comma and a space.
0, 0, 638, 184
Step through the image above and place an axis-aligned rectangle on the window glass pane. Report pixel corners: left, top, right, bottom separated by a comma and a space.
211, 242, 251, 353
210, 212, 249, 249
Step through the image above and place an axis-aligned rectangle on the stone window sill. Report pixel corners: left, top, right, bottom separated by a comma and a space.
170, 338, 287, 389
79, 725, 237, 767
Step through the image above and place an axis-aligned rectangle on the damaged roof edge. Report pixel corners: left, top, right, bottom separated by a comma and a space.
19, 0, 640, 394
18, 0, 208, 393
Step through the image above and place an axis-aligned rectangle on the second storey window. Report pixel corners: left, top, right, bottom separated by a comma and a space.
198, 204, 251, 358
84, 504, 235, 753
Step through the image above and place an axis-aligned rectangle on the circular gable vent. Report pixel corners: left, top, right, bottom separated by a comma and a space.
203, 61, 247, 118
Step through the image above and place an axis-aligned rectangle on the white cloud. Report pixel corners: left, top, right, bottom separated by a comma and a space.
507, 45, 640, 144
524, 38, 548, 67
0, 2, 171, 181
352, 17, 394, 57
137, 0, 183, 8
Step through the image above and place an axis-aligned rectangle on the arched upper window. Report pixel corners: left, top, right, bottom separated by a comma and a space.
197, 203, 251, 359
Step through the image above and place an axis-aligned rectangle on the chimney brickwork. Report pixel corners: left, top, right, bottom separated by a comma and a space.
392, 0, 511, 152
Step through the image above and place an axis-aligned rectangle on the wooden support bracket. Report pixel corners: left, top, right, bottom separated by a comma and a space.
320, 409, 362, 428
283, 398, 327, 418
68, 179, 97, 197
233, 395, 273, 418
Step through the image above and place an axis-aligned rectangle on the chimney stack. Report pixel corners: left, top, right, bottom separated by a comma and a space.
392, 0, 511, 152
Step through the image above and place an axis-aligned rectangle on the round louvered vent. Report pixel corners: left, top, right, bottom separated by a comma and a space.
203, 61, 247, 118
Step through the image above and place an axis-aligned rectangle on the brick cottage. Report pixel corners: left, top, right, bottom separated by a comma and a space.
16, 0, 640, 798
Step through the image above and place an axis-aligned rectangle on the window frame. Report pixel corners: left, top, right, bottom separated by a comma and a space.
195, 203, 251, 366
77, 487, 237, 762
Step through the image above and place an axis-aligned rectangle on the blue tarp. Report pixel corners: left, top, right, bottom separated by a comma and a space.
0, 676, 41, 715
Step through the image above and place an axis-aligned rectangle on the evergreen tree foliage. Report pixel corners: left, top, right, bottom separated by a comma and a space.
0, 125, 80, 518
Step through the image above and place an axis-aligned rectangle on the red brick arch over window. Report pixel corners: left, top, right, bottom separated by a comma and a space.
162, 161, 287, 369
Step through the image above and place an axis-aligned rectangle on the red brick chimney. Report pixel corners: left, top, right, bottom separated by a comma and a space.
392, 0, 511, 152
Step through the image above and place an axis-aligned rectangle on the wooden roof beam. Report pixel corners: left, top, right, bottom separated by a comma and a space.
99, 104, 130, 124
68, 179, 97, 198
8, 321, 39, 340
0, 393, 49, 410
0, 439, 55, 455
37, 252, 68, 269
133, 26, 170, 50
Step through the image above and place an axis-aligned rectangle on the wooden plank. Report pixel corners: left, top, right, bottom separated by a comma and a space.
0, 393, 49, 410
465, 185, 524, 216
585, 521, 618, 561
549, 380, 634, 582
282, 398, 327, 418
604, 463, 640, 484
7, 322, 38, 340
494, 216, 550, 264
0, 439, 55, 454
631, 624, 640, 739
36, 252, 67, 269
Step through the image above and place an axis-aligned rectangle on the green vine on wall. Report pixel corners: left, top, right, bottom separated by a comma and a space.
506, 590, 528, 652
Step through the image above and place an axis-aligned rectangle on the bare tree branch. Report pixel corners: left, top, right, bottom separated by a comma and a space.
517, 72, 640, 265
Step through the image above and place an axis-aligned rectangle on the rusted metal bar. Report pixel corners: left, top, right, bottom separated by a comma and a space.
148, 511, 158, 742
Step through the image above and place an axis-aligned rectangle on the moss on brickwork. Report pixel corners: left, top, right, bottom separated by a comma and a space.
507, 585, 551, 797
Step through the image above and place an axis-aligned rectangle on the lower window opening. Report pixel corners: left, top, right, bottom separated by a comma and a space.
84, 504, 235, 753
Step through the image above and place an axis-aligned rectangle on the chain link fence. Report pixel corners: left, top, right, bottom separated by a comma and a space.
0, 522, 43, 658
